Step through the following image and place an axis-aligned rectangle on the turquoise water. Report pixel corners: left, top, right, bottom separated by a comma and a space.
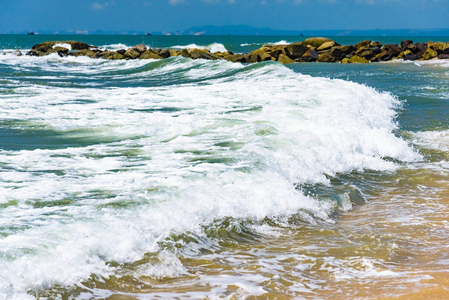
1, 35, 449, 299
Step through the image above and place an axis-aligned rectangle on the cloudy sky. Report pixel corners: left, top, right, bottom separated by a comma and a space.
1, 0, 448, 34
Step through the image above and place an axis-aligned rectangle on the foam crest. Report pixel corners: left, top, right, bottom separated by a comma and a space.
171, 42, 228, 53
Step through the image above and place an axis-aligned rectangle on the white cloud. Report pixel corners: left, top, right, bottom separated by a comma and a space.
169, 0, 186, 5
91, 1, 115, 10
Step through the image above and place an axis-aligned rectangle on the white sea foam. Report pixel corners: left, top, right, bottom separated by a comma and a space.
53, 43, 72, 50
412, 130, 449, 152
171, 42, 228, 53
0, 57, 420, 296
99, 43, 131, 51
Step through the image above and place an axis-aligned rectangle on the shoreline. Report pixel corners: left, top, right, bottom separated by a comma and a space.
22, 37, 449, 63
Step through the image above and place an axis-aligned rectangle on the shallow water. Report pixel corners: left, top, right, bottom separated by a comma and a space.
0, 35, 449, 299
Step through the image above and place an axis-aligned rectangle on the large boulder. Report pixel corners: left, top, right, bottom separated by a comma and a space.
284, 42, 308, 59
370, 41, 383, 48
400, 40, 413, 50
317, 50, 336, 62
300, 48, 318, 62
317, 40, 340, 51
379, 44, 401, 61
422, 48, 438, 60
245, 48, 274, 63
31, 41, 55, 53
414, 43, 428, 59
156, 49, 171, 58
277, 54, 295, 64
68, 41, 90, 50
302, 37, 333, 49
139, 50, 163, 59
53, 46, 69, 57
259, 45, 287, 60
223, 54, 246, 63
354, 40, 371, 49
348, 55, 369, 63
188, 48, 219, 60
133, 44, 147, 53
73, 49, 97, 58
124, 48, 141, 59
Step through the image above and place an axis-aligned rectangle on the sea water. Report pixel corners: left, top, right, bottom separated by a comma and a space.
0, 35, 449, 299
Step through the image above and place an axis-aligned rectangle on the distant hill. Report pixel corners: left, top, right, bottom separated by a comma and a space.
166, 25, 449, 37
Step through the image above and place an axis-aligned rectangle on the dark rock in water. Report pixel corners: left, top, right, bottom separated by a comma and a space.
285, 42, 308, 59
97, 51, 123, 60
400, 40, 413, 50
69, 41, 90, 51
157, 49, 171, 58
354, 40, 371, 49
73, 49, 97, 58
379, 44, 401, 61
32, 42, 54, 53
26, 38, 449, 64
14, 50, 22, 56
404, 54, 417, 61
223, 54, 246, 63
300, 48, 318, 62
302, 37, 333, 48
414, 43, 428, 59
53, 46, 69, 57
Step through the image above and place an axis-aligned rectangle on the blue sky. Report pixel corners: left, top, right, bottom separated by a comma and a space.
1, 0, 448, 34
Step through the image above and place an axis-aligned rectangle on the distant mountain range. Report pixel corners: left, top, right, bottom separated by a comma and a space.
170, 25, 449, 36
8, 25, 449, 36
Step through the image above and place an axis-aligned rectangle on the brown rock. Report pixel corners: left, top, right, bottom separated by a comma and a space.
348, 55, 369, 63
400, 40, 413, 50
139, 50, 163, 59
180, 49, 191, 58
245, 48, 274, 63
133, 44, 147, 53
370, 41, 383, 48
188, 48, 219, 60
422, 48, 438, 60
223, 54, 246, 63
302, 37, 333, 48
73, 49, 97, 58
317, 40, 339, 51
438, 54, 449, 59
300, 48, 318, 62
354, 40, 371, 49
157, 49, 171, 58
284, 42, 308, 59
277, 53, 295, 64
124, 48, 141, 59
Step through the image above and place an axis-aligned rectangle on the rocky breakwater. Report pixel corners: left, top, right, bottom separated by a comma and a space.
26, 38, 449, 64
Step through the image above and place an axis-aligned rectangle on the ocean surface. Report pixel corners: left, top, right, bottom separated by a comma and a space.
1, 34, 449, 299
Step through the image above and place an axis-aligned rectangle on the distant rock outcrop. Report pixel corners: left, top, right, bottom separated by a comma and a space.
27, 39, 449, 64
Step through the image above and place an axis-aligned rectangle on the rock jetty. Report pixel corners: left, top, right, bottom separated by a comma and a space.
25, 38, 449, 63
